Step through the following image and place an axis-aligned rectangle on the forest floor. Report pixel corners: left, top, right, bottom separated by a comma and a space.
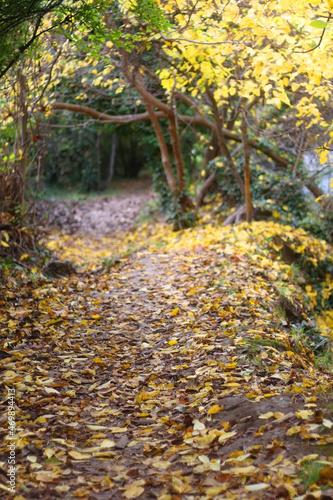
1, 179, 333, 500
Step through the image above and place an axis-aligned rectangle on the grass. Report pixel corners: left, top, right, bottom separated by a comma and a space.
299, 460, 326, 489
244, 337, 290, 367
315, 348, 333, 372
36, 184, 121, 201
245, 337, 289, 352
291, 325, 333, 371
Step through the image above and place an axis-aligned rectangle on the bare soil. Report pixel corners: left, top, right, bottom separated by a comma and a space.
36, 177, 156, 236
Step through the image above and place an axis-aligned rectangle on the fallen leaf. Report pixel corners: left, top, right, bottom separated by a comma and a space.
218, 431, 237, 443
259, 412, 274, 419
245, 483, 269, 492
68, 451, 91, 460
151, 460, 171, 469
193, 419, 206, 431
208, 405, 223, 415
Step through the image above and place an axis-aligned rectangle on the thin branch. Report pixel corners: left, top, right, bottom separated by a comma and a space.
294, 13, 332, 54
0, 17, 42, 78
31, 47, 63, 112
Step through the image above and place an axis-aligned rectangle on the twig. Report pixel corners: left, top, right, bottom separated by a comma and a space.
294, 14, 332, 54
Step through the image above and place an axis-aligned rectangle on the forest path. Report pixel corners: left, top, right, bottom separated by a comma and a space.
37, 177, 156, 237
2, 238, 333, 499
2, 184, 333, 499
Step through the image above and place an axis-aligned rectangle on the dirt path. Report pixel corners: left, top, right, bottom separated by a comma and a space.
2, 234, 333, 499
2, 184, 333, 498
36, 178, 156, 236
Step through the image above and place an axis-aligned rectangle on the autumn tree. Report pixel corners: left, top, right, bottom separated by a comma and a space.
1, 0, 333, 229
0, 0, 109, 220
0, 0, 71, 78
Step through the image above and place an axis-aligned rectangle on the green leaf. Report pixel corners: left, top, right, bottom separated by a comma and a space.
45, 456, 62, 466
310, 20, 328, 30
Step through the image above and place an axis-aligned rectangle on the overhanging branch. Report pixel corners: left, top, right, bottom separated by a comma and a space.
49, 101, 298, 171
50, 101, 327, 200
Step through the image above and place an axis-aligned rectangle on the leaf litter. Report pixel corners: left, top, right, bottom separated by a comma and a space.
1, 194, 333, 499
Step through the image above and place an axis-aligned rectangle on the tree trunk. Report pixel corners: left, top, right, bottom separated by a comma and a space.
168, 107, 193, 209
205, 87, 245, 197
241, 108, 253, 223
51, 97, 328, 205
194, 133, 219, 212
202, 133, 219, 170
144, 99, 178, 196
99, 132, 116, 191
195, 171, 217, 214
121, 63, 194, 216
14, 67, 29, 209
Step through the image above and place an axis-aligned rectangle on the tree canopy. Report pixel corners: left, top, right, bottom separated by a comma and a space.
0, 0, 332, 220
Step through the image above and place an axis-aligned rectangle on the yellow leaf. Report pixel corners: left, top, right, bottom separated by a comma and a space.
93, 357, 105, 364
109, 427, 128, 433
68, 451, 91, 460
170, 307, 179, 317
218, 430, 237, 443
268, 454, 284, 466
135, 392, 149, 403
99, 439, 116, 449
44, 448, 55, 459
228, 465, 256, 474
0, 240, 9, 247
297, 454, 319, 465
286, 425, 301, 436
101, 477, 115, 489
206, 486, 226, 497
305, 397, 317, 403
172, 476, 191, 494
123, 485, 144, 499
319, 150, 329, 165
295, 410, 314, 420
284, 483, 297, 498
123, 480, 145, 499
208, 405, 223, 415
259, 412, 274, 419
151, 460, 171, 469
35, 416, 47, 424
